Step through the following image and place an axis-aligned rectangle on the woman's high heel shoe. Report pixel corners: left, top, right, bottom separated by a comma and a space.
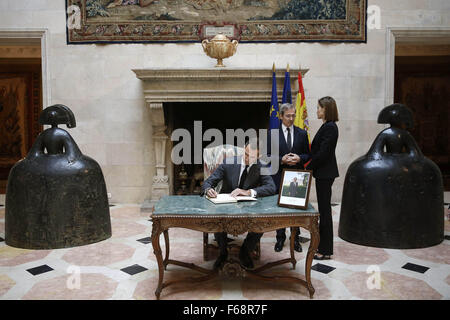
313, 254, 332, 260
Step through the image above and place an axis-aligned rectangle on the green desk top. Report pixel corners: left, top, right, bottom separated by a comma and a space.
152, 195, 318, 217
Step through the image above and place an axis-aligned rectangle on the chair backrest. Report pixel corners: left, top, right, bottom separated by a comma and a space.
203, 144, 244, 192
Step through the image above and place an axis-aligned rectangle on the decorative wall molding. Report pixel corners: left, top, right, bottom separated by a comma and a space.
0, 29, 50, 108
133, 68, 309, 103
385, 26, 450, 106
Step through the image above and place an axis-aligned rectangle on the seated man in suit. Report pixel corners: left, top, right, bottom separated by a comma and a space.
202, 139, 276, 270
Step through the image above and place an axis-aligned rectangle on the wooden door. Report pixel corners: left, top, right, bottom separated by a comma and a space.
395, 56, 450, 190
0, 59, 42, 193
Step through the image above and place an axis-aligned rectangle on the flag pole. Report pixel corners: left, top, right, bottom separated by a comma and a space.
272, 62, 275, 72
287, 63, 290, 73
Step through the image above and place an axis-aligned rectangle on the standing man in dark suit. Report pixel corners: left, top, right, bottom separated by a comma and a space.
289, 177, 298, 197
306, 96, 339, 260
202, 139, 276, 270
269, 103, 311, 252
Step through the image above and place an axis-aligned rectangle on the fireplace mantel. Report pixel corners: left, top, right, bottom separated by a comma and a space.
132, 68, 309, 210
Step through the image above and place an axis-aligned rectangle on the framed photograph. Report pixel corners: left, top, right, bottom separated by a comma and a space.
277, 169, 312, 210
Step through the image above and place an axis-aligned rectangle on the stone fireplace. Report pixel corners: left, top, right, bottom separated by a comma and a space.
132, 68, 308, 211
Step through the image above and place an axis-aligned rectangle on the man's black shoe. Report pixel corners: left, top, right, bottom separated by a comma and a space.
274, 239, 285, 252
289, 236, 303, 252
214, 252, 228, 270
239, 249, 254, 270
294, 238, 303, 252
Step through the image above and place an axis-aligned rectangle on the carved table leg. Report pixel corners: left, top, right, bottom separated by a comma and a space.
151, 219, 164, 300
290, 227, 297, 269
163, 230, 170, 270
203, 232, 209, 261
305, 216, 320, 298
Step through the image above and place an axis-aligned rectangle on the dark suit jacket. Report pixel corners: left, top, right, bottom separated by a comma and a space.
306, 121, 339, 179
268, 125, 311, 191
289, 181, 298, 197
202, 156, 276, 197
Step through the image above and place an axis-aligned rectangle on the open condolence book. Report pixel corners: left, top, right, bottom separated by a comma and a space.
206, 193, 257, 204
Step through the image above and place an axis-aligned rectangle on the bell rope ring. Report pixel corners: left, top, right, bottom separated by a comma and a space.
202, 33, 238, 67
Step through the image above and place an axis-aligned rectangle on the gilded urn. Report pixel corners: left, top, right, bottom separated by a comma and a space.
202, 33, 238, 67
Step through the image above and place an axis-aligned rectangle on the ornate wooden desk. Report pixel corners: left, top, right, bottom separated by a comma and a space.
151, 195, 320, 299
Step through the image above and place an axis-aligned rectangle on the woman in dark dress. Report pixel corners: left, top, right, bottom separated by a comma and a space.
306, 96, 339, 260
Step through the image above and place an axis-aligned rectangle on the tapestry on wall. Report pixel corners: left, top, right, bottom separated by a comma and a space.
66, 0, 367, 43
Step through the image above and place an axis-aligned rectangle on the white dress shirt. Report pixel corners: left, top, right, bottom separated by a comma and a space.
281, 123, 294, 149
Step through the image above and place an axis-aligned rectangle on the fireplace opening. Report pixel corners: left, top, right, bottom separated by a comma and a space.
164, 102, 271, 195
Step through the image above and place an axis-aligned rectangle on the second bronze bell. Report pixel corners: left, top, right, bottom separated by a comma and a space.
338, 103, 444, 249
5, 104, 112, 249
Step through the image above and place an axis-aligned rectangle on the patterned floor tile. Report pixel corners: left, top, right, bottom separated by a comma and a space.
150, 241, 207, 267
311, 263, 335, 274
62, 242, 135, 266
111, 219, 147, 238
298, 236, 310, 243
402, 243, 450, 265
134, 272, 223, 300
26, 265, 54, 276
136, 237, 152, 244
110, 206, 142, 219
333, 241, 390, 265
0, 247, 51, 267
0, 203, 448, 300
241, 271, 332, 300
121, 264, 148, 275
342, 271, 442, 300
0, 274, 16, 296
402, 262, 429, 274
23, 273, 118, 300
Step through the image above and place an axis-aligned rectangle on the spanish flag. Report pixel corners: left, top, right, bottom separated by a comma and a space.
294, 71, 310, 144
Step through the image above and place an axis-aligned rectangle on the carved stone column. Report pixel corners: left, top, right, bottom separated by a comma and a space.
149, 102, 169, 206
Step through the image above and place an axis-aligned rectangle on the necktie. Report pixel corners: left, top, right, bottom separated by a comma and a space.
239, 165, 249, 189
287, 127, 292, 152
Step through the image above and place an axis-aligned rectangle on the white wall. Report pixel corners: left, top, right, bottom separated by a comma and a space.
1, 0, 449, 203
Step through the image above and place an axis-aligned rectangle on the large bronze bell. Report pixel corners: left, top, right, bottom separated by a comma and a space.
339, 104, 444, 249
5, 105, 112, 249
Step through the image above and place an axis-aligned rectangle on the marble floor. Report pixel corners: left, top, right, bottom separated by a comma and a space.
0, 197, 449, 300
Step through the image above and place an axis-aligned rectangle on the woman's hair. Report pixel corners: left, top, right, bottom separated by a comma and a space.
318, 96, 339, 122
